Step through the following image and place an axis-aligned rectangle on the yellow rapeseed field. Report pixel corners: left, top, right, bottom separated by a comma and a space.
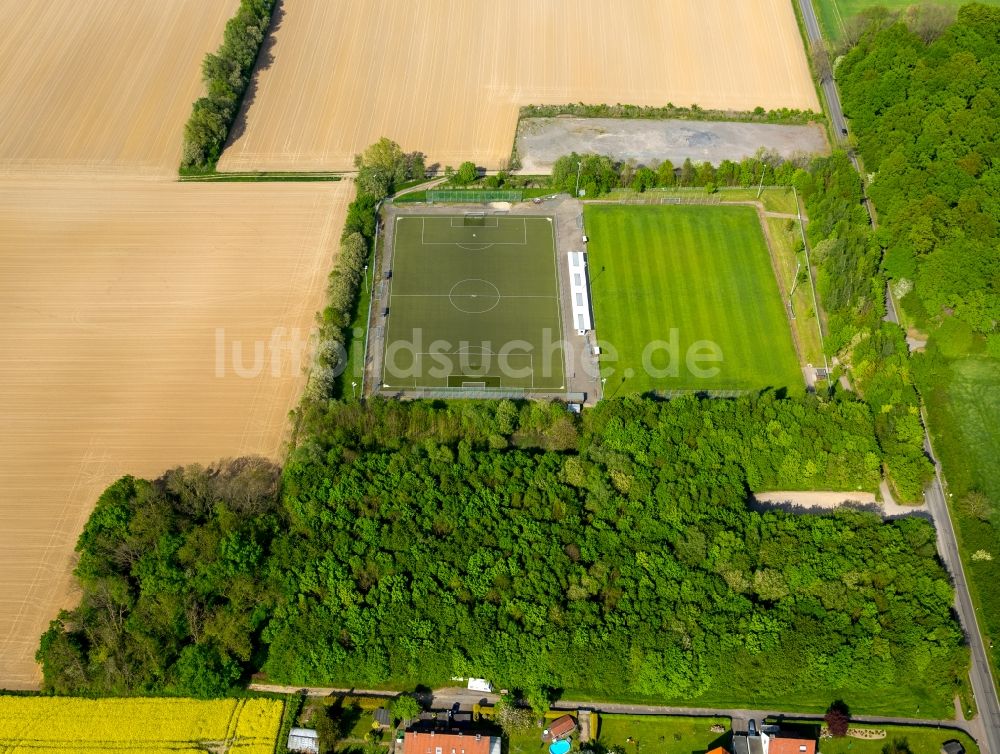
0, 696, 284, 754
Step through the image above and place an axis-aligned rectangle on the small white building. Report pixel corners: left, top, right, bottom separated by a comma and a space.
567, 251, 593, 334
288, 727, 319, 754
466, 677, 493, 693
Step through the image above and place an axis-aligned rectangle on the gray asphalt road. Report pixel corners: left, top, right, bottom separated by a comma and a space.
798, 0, 849, 139
798, 3, 1000, 752
924, 430, 1000, 754
885, 282, 900, 324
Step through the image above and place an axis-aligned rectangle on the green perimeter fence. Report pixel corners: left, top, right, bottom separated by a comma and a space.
427, 189, 523, 203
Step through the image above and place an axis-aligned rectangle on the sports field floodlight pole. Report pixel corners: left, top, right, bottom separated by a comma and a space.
789, 261, 801, 300
351, 381, 357, 400
575, 161, 583, 197
756, 161, 768, 199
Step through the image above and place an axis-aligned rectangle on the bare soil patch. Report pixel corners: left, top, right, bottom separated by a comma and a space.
0, 176, 350, 688
0, 0, 237, 175
218, 0, 820, 172
516, 118, 830, 174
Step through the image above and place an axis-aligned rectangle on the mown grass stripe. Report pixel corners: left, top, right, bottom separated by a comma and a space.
586, 204, 801, 393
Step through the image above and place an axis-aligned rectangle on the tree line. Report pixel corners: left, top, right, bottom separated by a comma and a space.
550, 150, 808, 198
38, 396, 963, 711
837, 3, 1000, 339
307, 138, 425, 399
795, 153, 933, 503
181, 0, 276, 170
520, 103, 815, 126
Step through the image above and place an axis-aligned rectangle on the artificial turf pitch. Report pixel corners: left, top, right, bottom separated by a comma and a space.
381, 215, 565, 391
585, 204, 801, 393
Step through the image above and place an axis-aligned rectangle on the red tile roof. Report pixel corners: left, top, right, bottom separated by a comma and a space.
769, 736, 816, 754
547, 715, 577, 739
403, 731, 495, 754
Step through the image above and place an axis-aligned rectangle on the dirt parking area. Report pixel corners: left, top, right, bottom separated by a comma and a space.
516, 117, 830, 173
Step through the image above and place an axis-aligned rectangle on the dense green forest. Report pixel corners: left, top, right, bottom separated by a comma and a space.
37, 458, 285, 696
39, 397, 964, 713
838, 3, 1000, 336
837, 3, 1000, 683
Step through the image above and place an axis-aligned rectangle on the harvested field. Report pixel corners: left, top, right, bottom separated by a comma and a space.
219, 0, 820, 172
0, 0, 237, 175
0, 176, 351, 688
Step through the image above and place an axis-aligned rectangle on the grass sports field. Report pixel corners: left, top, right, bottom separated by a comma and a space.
815, 0, 1000, 40
585, 204, 801, 394
382, 215, 565, 392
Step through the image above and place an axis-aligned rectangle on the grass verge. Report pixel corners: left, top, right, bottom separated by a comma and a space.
179, 170, 342, 182
922, 355, 1000, 692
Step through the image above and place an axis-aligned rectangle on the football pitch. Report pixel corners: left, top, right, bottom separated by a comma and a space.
381, 215, 566, 391
585, 204, 802, 393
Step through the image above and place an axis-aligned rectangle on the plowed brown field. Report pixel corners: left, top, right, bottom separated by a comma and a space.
0, 177, 351, 688
218, 0, 819, 172
0, 0, 237, 175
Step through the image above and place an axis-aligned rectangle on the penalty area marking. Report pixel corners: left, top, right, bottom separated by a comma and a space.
419, 217, 528, 247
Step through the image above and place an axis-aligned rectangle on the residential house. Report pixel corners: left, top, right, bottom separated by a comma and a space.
403, 729, 501, 754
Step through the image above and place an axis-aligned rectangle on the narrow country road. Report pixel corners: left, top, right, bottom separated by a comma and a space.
923, 427, 1000, 754
798, 3, 1000, 754
250, 683, 974, 737
798, 0, 848, 139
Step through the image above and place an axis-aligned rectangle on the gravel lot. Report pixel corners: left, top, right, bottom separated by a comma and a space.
516, 117, 829, 173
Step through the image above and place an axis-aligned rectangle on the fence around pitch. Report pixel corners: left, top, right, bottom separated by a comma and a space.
426, 189, 523, 203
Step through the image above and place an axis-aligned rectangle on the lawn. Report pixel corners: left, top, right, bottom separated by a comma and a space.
814, 0, 1000, 40
923, 356, 1000, 690
585, 204, 802, 394
507, 727, 549, 754
596, 714, 730, 754
797, 723, 978, 754
382, 214, 565, 392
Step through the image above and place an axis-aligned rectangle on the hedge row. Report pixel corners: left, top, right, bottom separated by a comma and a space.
520, 102, 817, 126
181, 0, 276, 169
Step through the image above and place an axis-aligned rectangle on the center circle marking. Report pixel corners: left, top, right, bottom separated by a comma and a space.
449, 278, 501, 313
